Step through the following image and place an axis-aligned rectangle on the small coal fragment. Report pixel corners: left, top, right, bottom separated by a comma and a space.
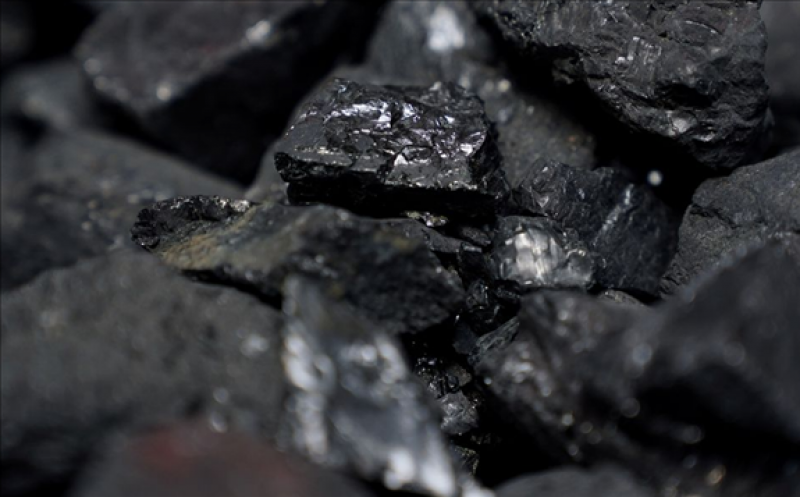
274, 79, 509, 219
131, 196, 465, 334
75, 1, 375, 183
497, 466, 655, 497
72, 420, 375, 497
0, 130, 241, 291
661, 149, 800, 294
0, 58, 110, 131
0, 252, 286, 497
512, 159, 676, 295
490, 216, 594, 291
599, 290, 644, 306
475, 1, 770, 171
280, 276, 459, 497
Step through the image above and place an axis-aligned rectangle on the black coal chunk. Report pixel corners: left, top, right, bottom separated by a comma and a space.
75, 1, 375, 183
71, 420, 375, 497
512, 159, 676, 295
475, 241, 800, 497
661, 149, 800, 294
497, 466, 655, 497
131, 196, 465, 334
474, 1, 770, 171
279, 276, 462, 497
0, 252, 286, 497
0, 130, 241, 292
274, 79, 509, 219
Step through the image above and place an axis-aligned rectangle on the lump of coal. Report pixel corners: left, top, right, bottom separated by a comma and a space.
75, 1, 374, 183
490, 216, 594, 291
475, 242, 800, 497
131, 196, 465, 334
273, 79, 509, 219
0, 252, 286, 497
72, 420, 375, 497
497, 466, 655, 497
0, 130, 241, 291
475, 1, 770, 170
513, 159, 676, 295
661, 149, 800, 294
280, 276, 459, 497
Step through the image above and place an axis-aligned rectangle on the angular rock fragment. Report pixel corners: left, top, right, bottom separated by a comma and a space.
490, 216, 594, 291
75, 1, 375, 183
476, 242, 800, 497
274, 79, 509, 218
662, 149, 800, 294
513, 160, 676, 295
497, 466, 655, 497
280, 276, 459, 497
0, 130, 241, 291
0, 252, 286, 497
72, 420, 375, 497
475, 0, 770, 170
131, 196, 465, 334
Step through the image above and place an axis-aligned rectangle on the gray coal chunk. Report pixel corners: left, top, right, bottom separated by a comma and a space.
75, 1, 373, 183
279, 276, 459, 497
0, 130, 241, 292
475, 242, 800, 497
360, 0, 601, 184
661, 149, 800, 294
72, 420, 375, 497
274, 79, 509, 219
474, 1, 770, 170
497, 466, 655, 497
131, 196, 465, 334
0, 252, 286, 497
513, 160, 676, 295
490, 216, 595, 290
0, 58, 109, 131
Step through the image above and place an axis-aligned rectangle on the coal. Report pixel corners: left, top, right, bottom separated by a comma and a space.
474, 0, 770, 171
75, 1, 375, 183
131, 196, 465, 334
279, 276, 461, 497
497, 466, 655, 497
661, 149, 800, 294
0, 130, 241, 291
0, 252, 286, 497
474, 241, 800, 496
512, 159, 676, 295
273, 79, 509, 219
72, 420, 375, 497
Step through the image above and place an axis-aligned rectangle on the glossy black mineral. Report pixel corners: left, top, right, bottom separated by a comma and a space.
274, 79, 509, 218
474, 0, 770, 171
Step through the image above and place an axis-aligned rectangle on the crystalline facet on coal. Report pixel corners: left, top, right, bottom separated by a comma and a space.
131, 196, 465, 334
274, 79, 509, 218
490, 216, 594, 290
474, 0, 770, 170
280, 276, 459, 497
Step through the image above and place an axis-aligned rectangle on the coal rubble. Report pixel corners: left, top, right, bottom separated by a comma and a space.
1, 2, 799, 497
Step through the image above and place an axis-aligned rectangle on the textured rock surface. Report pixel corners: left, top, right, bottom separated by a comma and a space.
131, 196, 465, 334
476, 242, 800, 497
274, 79, 509, 218
280, 276, 460, 497
513, 160, 676, 295
475, 0, 770, 170
0, 252, 286, 497
497, 466, 655, 497
0, 130, 241, 291
75, 1, 374, 183
72, 421, 375, 497
661, 149, 800, 294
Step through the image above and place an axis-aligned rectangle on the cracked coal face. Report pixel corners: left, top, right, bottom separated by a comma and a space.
2, 2, 799, 497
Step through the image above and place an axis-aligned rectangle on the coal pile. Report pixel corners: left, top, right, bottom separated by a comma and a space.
1, 2, 798, 497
